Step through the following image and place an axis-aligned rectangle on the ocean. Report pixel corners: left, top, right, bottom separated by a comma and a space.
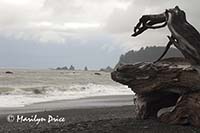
0, 69, 133, 107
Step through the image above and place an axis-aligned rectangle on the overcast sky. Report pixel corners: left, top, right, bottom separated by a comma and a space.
0, 0, 199, 69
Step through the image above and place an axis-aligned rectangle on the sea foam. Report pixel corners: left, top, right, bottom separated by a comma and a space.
0, 83, 133, 107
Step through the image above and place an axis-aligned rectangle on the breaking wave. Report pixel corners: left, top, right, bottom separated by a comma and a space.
0, 83, 133, 107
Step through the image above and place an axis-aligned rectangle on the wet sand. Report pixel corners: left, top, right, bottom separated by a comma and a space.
0, 95, 199, 133
0, 95, 134, 115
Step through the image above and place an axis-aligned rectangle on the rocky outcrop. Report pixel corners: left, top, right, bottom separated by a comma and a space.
115, 46, 182, 69
84, 66, 88, 71
100, 66, 113, 72
69, 65, 75, 70
5, 71, 14, 74
56, 66, 68, 70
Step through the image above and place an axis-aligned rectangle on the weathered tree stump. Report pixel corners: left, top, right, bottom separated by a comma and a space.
159, 91, 200, 127
111, 6, 200, 127
111, 57, 200, 127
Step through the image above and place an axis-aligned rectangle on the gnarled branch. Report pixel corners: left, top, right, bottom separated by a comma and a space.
132, 6, 200, 68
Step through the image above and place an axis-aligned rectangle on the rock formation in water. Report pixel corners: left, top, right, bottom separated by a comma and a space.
56, 66, 68, 70
69, 65, 75, 70
112, 6, 200, 127
100, 66, 113, 72
84, 66, 88, 71
5, 71, 14, 74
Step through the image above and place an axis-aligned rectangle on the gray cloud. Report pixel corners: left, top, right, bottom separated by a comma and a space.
0, 0, 199, 46
0, 0, 199, 68
0, 0, 132, 43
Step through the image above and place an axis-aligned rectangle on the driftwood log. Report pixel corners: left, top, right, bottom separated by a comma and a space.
132, 6, 200, 69
112, 58, 200, 126
112, 6, 200, 127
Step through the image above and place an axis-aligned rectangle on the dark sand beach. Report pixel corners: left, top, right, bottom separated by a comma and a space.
0, 95, 200, 133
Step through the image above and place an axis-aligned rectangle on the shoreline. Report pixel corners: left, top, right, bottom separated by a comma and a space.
1, 94, 199, 132
0, 95, 134, 115
1, 95, 200, 132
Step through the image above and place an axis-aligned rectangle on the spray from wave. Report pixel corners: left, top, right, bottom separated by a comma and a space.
0, 83, 133, 107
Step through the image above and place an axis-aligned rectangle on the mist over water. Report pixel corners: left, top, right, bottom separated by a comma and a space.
0, 69, 133, 107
